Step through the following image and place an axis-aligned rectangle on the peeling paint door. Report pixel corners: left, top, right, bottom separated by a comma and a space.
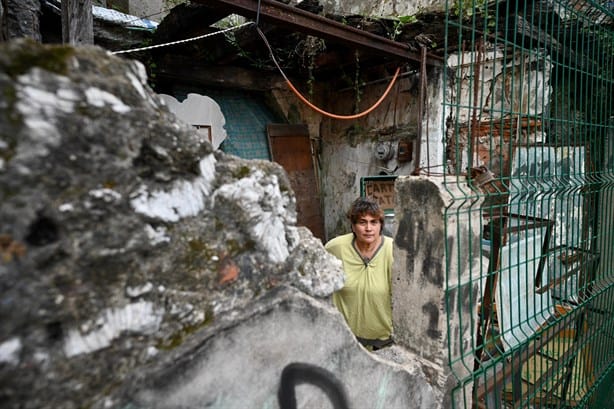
267, 124, 325, 242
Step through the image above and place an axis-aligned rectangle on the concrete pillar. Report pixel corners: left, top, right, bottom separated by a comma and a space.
393, 175, 483, 408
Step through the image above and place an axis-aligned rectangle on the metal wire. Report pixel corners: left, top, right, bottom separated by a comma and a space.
110, 21, 253, 55
442, 0, 614, 407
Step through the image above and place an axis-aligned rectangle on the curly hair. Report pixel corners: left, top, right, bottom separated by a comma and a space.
346, 197, 384, 228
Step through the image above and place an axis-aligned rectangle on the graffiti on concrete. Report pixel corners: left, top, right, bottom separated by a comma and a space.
278, 362, 350, 409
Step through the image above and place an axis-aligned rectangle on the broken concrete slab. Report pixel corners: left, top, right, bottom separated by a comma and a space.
118, 286, 439, 409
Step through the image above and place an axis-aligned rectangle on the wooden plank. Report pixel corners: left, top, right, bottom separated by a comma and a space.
61, 0, 93, 45
267, 124, 325, 241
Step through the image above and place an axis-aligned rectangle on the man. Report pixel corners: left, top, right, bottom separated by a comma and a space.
325, 197, 393, 350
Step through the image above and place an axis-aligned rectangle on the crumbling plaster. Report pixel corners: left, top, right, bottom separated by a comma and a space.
445, 48, 552, 174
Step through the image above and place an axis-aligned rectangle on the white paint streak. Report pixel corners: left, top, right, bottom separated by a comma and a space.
131, 60, 149, 84
89, 188, 122, 203
0, 337, 21, 365
213, 170, 292, 263
17, 85, 75, 114
144, 224, 170, 245
59, 203, 74, 212
130, 154, 216, 222
56, 87, 81, 102
85, 87, 131, 113
13, 73, 81, 161
23, 117, 61, 144
198, 152, 216, 178
126, 282, 154, 298
64, 301, 162, 357
127, 71, 148, 100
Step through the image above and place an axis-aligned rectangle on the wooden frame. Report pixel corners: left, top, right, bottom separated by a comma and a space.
192, 124, 212, 143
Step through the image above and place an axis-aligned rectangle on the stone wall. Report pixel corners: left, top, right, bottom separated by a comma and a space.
0, 39, 465, 409
0, 38, 344, 408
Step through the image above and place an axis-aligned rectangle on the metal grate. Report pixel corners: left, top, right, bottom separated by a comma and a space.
441, 0, 614, 407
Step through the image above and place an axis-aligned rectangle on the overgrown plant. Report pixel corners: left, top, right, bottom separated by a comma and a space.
353, 51, 364, 114
296, 36, 326, 98
452, 0, 498, 36
389, 15, 418, 40
223, 30, 270, 70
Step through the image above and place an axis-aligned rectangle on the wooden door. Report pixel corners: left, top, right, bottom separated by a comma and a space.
267, 124, 325, 241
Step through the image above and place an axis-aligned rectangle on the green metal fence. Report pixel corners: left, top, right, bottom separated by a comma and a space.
442, 0, 614, 407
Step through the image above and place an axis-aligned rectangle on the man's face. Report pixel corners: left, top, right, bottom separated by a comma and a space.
352, 214, 381, 245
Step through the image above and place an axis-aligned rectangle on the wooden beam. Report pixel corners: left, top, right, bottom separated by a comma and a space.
61, 0, 93, 45
156, 56, 280, 91
192, 0, 442, 67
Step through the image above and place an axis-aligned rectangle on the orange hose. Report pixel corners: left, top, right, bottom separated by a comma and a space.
285, 67, 401, 120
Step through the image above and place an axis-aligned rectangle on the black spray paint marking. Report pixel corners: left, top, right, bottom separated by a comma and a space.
278, 362, 350, 409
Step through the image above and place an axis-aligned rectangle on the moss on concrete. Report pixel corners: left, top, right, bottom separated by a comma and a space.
0, 40, 75, 78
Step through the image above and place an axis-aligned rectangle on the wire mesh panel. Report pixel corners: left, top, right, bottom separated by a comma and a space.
441, 0, 614, 407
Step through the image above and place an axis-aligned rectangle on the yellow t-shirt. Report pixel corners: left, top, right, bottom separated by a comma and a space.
325, 233, 393, 340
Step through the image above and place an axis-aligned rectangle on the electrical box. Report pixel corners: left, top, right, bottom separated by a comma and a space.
374, 141, 394, 161
397, 139, 413, 162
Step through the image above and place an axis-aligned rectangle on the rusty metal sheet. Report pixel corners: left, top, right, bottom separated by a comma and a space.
194, 0, 442, 66
267, 124, 325, 241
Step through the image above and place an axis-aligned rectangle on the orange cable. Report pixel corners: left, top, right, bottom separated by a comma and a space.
255, 25, 401, 120
284, 67, 401, 120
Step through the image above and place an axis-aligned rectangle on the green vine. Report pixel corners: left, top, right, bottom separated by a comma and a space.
390, 15, 418, 41
223, 30, 269, 69
297, 36, 326, 98
452, 0, 497, 35
353, 51, 364, 114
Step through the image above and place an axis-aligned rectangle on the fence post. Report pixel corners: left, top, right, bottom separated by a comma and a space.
393, 175, 482, 408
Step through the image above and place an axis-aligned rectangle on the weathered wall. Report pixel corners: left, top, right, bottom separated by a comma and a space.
122, 0, 170, 22
309, 44, 554, 238
158, 92, 228, 149
317, 73, 431, 239
445, 49, 552, 175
